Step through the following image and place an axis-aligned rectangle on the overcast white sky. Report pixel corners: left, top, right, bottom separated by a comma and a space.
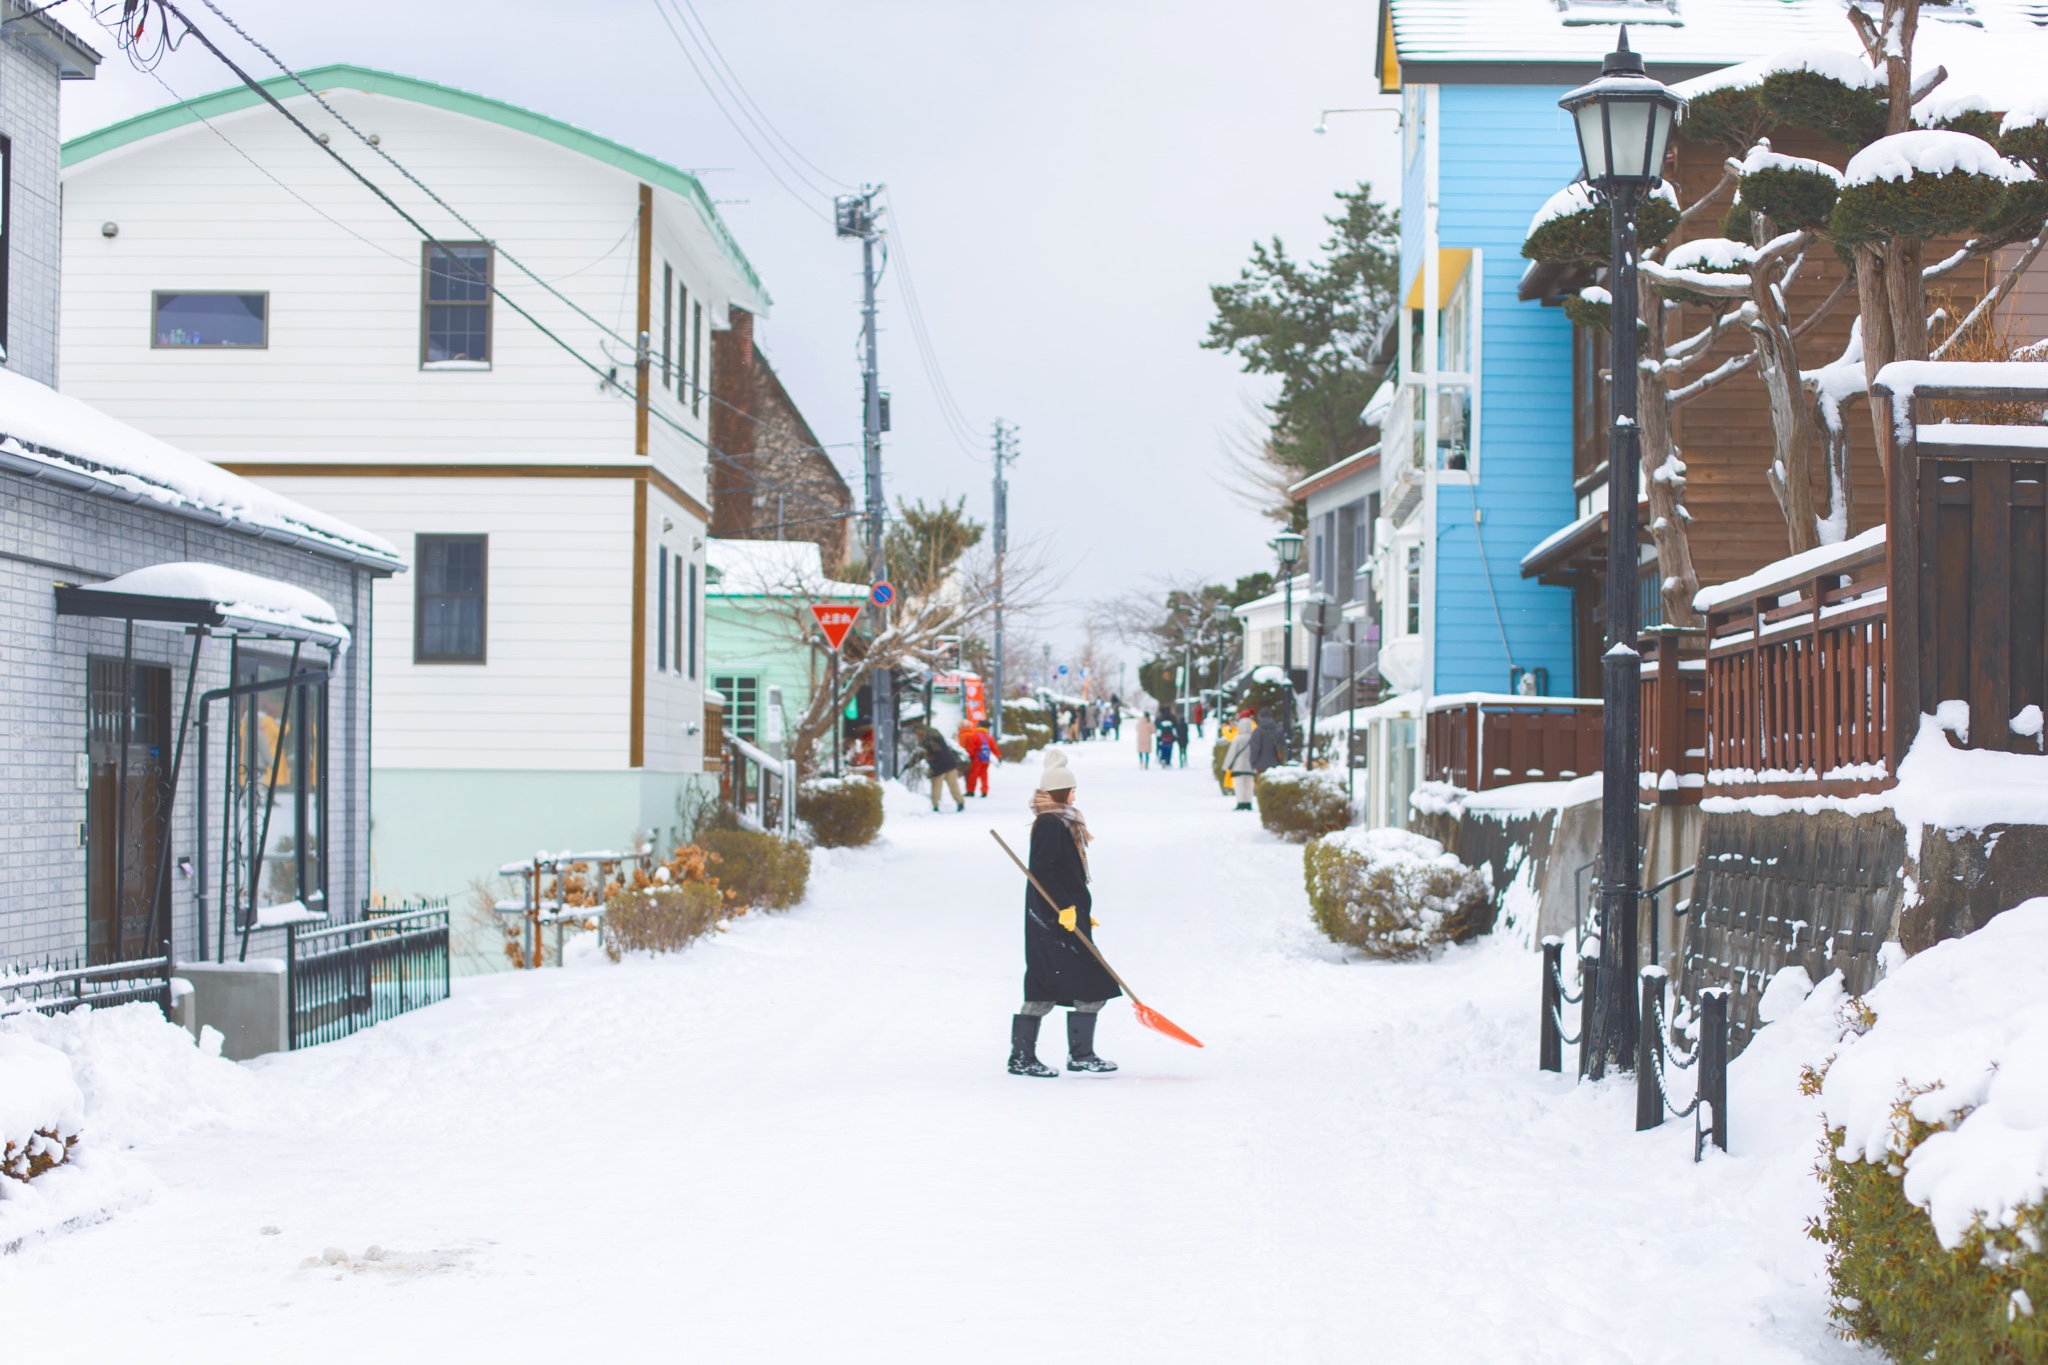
57, 0, 1401, 668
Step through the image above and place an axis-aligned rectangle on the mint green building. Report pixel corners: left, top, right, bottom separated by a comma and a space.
705, 539, 867, 750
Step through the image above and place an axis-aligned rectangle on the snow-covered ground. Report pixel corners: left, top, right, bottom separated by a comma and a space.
1, 741, 1867, 1362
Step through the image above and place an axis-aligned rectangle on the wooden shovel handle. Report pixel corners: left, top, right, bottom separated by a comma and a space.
989, 829, 1140, 1005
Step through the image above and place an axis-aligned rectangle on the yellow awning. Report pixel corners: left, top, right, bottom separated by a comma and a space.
1404, 249, 1473, 311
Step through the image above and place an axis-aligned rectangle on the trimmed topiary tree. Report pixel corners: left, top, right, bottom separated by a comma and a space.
1302, 827, 1491, 958
797, 776, 884, 848
1253, 765, 1352, 842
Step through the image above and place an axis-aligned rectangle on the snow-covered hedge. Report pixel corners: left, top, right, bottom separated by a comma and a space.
0, 1035, 82, 1185
797, 775, 884, 848
1809, 899, 2048, 1358
1302, 827, 1489, 959
602, 882, 727, 959
1254, 765, 1351, 842
698, 828, 810, 911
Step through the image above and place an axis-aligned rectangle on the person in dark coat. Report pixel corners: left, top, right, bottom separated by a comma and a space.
1155, 704, 1178, 769
920, 726, 966, 812
1247, 708, 1285, 774
1009, 749, 1120, 1077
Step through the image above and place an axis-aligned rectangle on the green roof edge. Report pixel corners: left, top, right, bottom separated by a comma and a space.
62, 63, 768, 307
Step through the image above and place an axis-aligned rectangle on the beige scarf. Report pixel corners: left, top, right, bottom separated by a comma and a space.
1029, 791, 1093, 876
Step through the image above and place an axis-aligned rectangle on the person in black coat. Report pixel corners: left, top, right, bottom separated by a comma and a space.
1009, 749, 1120, 1077
919, 726, 965, 812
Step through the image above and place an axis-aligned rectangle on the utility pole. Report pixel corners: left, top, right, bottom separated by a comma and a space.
990, 419, 1016, 744
837, 186, 895, 778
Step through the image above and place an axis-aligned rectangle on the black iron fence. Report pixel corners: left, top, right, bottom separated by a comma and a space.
1540, 935, 1730, 1162
0, 943, 172, 1019
287, 904, 449, 1050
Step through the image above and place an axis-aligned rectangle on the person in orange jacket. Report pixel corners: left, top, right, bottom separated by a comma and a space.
958, 719, 997, 798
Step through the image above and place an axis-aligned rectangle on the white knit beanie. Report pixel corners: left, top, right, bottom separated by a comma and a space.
1037, 750, 1076, 792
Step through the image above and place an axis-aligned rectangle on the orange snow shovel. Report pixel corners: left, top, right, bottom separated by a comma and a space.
990, 830, 1204, 1049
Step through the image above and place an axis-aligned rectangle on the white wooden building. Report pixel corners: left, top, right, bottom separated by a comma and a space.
59, 66, 771, 900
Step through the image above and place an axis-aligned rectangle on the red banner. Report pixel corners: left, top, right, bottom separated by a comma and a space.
811, 603, 860, 651
963, 674, 987, 723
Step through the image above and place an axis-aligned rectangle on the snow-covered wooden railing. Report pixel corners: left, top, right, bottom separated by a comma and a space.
1695, 526, 1890, 798
1638, 626, 1706, 806
1423, 693, 1602, 792
723, 732, 797, 839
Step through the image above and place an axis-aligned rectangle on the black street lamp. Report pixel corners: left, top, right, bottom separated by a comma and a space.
1560, 27, 1683, 1079
1270, 531, 1304, 751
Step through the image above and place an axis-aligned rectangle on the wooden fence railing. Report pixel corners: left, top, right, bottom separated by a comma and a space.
1424, 694, 1603, 791
1876, 369, 2048, 759
1639, 626, 1706, 804
1697, 531, 1890, 798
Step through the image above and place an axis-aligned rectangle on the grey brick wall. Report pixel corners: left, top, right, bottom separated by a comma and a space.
0, 33, 60, 386
0, 475, 377, 968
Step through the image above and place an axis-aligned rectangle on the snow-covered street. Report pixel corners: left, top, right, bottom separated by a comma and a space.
2, 743, 1864, 1363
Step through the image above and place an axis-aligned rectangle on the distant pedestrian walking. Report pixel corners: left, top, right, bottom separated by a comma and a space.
957, 720, 996, 798
1156, 706, 1178, 769
1110, 695, 1123, 740
1008, 749, 1119, 1078
1175, 712, 1190, 768
1223, 708, 1260, 810
920, 726, 966, 812
1134, 712, 1154, 768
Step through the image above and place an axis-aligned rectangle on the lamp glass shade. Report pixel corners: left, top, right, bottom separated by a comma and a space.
1271, 532, 1304, 569
1568, 89, 1680, 187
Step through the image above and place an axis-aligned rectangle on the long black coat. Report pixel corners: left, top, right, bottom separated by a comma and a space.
1023, 811, 1121, 1005
921, 731, 961, 775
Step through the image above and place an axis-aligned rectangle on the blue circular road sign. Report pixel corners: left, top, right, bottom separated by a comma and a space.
870, 581, 895, 607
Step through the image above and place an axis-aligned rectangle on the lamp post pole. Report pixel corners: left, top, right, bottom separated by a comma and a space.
1559, 27, 1682, 1079
1271, 532, 1303, 758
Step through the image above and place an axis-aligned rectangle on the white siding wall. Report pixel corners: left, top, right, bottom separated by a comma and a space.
58, 87, 727, 503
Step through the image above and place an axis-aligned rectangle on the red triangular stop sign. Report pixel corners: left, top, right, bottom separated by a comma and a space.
811, 602, 861, 651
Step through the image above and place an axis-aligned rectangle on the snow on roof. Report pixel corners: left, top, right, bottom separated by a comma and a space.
1692, 523, 1886, 613
705, 538, 867, 599
1385, 0, 1855, 78
1671, 20, 2048, 115
1843, 129, 2034, 188
0, 368, 398, 570
83, 562, 352, 648
1230, 575, 1311, 619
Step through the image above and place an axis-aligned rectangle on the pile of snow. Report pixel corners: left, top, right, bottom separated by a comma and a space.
1525, 180, 1678, 238
1673, 45, 1883, 101
704, 538, 867, 599
0, 1034, 83, 1170
1661, 237, 1758, 273
1820, 899, 2048, 1248
1738, 143, 1845, 184
1805, 319, 1868, 435
1914, 85, 1998, 129
1255, 764, 1342, 791
2001, 92, 2048, 136
0, 1004, 254, 1251
1692, 523, 1885, 613
1843, 130, 2035, 187
90, 562, 351, 649
0, 368, 396, 566
1890, 711, 2048, 852
1320, 825, 1454, 865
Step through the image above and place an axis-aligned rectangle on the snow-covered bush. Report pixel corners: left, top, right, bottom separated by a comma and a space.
601, 882, 727, 960
0, 1035, 82, 1185
1809, 900, 2048, 1359
997, 733, 1030, 764
698, 828, 810, 911
796, 776, 884, 848
1831, 131, 2031, 246
1302, 827, 1489, 959
1254, 765, 1351, 842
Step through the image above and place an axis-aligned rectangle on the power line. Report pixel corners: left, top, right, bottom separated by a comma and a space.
672, 0, 854, 194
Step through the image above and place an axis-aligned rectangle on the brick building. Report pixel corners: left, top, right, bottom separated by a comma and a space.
709, 307, 853, 567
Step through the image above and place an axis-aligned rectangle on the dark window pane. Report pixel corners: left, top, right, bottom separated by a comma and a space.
417, 534, 487, 662
426, 304, 490, 363
154, 292, 267, 347
426, 246, 490, 302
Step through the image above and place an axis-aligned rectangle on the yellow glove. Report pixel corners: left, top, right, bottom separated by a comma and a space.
1058, 906, 1078, 931
1090, 915, 1101, 927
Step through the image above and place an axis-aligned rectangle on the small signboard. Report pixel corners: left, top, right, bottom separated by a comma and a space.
870, 581, 895, 607
811, 603, 860, 651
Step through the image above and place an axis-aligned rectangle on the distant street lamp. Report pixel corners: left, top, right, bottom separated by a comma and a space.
1270, 531, 1304, 752
1560, 26, 1683, 1080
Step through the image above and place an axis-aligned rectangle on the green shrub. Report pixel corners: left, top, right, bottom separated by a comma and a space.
1813, 1107, 2048, 1360
1022, 722, 1052, 751
601, 882, 727, 959
998, 733, 1030, 763
1739, 163, 1841, 232
1254, 765, 1352, 842
1677, 84, 1775, 152
1523, 190, 1679, 265
1757, 68, 1887, 146
1303, 828, 1490, 958
698, 827, 811, 910
2003, 120, 2048, 178
797, 776, 884, 848
1211, 736, 1230, 793
1833, 168, 2010, 245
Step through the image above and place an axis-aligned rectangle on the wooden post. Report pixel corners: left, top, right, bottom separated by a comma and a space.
1879, 383, 1919, 771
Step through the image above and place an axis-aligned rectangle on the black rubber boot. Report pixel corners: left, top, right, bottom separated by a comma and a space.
1067, 1010, 1118, 1073
1008, 1014, 1057, 1077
